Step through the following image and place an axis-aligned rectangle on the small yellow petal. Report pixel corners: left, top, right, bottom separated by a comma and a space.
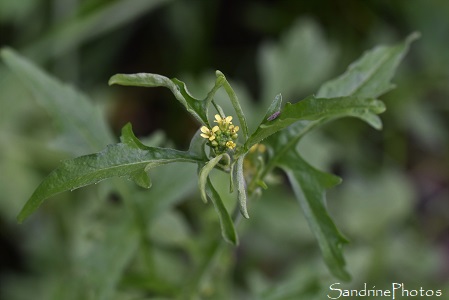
226, 141, 236, 149
234, 126, 239, 132
225, 116, 233, 123
212, 126, 219, 132
209, 135, 216, 141
214, 114, 222, 123
200, 126, 209, 133
200, 133, 209, 139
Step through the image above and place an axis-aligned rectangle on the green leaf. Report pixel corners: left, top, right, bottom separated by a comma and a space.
216, 70, 249, 139
17, 123, 203, 223
317, 32, 420, 98
257, 34, 419, 281
276, 149, 350, 281
234, 155, 249, 219
109, 73, 209, 126
1, 48, 114, 155
246, 95, 385, 149
264, 93, 283, 121
205, 178, 238, 245
193, 131, 237, 244
198, 154, 228, 204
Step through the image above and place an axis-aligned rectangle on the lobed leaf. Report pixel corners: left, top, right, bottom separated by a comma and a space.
246, 95, 385, 149
276, 149, 350, 281
205, 178, 238, 245
257, 34, 419, 281
17, 123, 203, 223
317, 32, 420, 98
109, 73, 209, 126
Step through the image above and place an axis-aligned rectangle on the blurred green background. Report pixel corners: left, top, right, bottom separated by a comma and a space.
1, 0, 448, 299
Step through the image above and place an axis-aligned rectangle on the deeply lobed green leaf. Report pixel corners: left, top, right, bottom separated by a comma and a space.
277, 149, 350, 281
109, 73, 210, 126
17, 123, 203, 223
317, 32, 420, 98
246, 95, 385, 149
259, 33, 419, 281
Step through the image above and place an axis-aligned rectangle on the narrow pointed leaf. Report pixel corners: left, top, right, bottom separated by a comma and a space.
235, 155, 249, 219
1, 48, 114, 155
216, 70, 249, 138
246, 95, 385, 149
317, 32, 420, 98
109, 73, 209, 125
193, 132, 237, 244
198, 154, 226, 204
264, 93, 283, 121
17, 123, 202, 223
277, 150, 350, 281
206, 178, 238, 245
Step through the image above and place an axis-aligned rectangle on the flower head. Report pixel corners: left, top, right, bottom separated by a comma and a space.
201, 114, 239, 155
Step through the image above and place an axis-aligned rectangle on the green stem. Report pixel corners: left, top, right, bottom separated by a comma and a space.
183, 120, 327, 298
259, 119, 326, 181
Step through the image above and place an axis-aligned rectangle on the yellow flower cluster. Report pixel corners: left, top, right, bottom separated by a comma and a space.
200, 114, 239, 154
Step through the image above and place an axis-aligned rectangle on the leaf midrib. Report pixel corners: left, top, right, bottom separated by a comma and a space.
343, 49, 391, 96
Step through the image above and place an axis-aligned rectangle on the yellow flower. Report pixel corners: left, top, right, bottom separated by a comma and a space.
229, 124, 239, 134
226, 141, 236, 149
200, 126, 219, 141
214, 114, 233, 127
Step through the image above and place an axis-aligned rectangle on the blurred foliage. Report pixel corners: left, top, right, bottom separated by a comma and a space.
0, 0, 448, 299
